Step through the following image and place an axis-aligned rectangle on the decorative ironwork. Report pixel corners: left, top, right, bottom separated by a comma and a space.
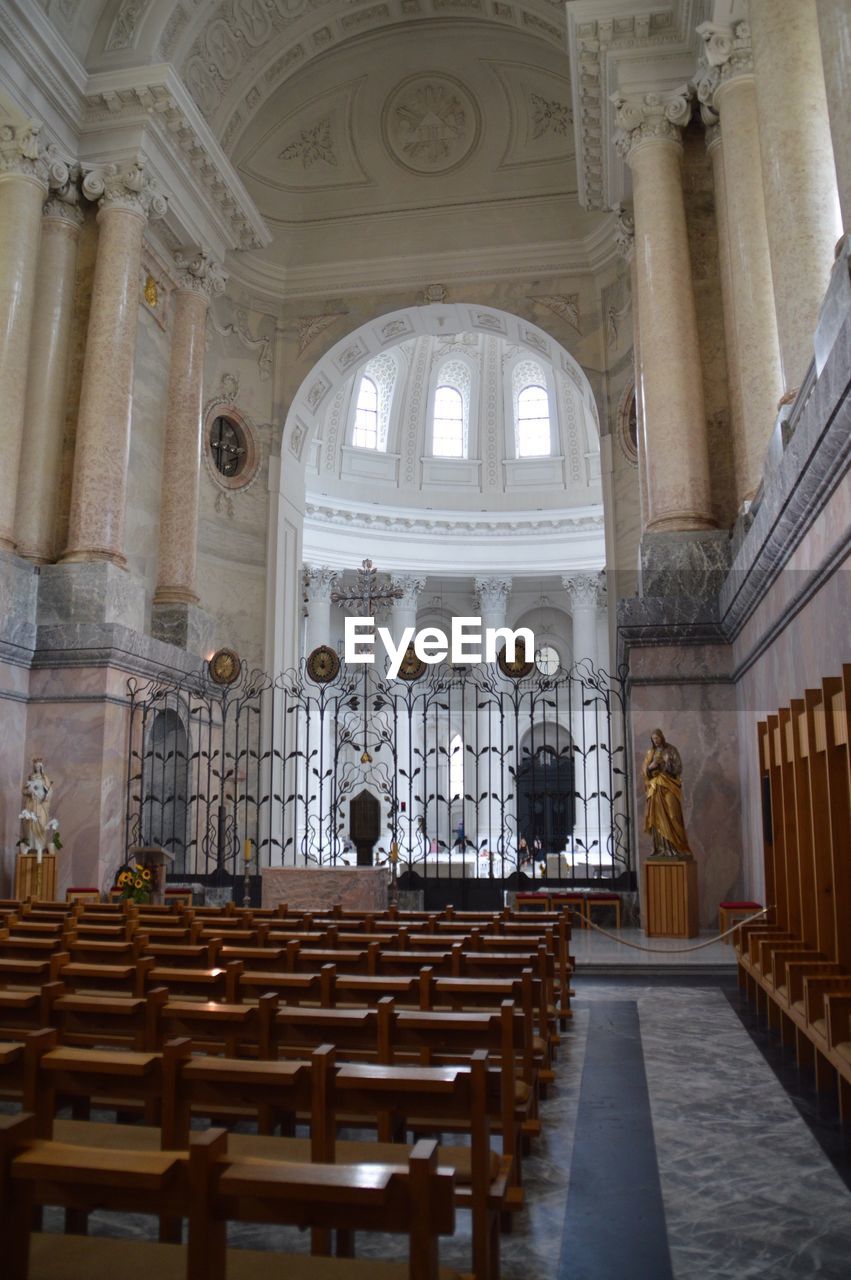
124, 652, 632, 901
208, 647, 241, 685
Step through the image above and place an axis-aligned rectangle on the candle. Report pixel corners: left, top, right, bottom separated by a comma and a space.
243, 838, 252, 862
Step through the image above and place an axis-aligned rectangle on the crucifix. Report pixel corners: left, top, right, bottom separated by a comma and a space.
331, 560, 403, 763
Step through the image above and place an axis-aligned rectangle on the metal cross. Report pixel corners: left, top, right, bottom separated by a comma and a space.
331, 560, 403, 615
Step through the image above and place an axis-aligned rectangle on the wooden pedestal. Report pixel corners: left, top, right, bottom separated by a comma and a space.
643, 857, 699, 938
14, 853, 58, 902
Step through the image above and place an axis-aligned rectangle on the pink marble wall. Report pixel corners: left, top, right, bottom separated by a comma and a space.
629, 644, 742, 928
0, 659, 29, 894
262, 866, 388, 912
22, 664, 133, 898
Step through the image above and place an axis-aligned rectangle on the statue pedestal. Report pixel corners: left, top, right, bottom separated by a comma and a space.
15, 853, 57, 902
643, 857, 699, 938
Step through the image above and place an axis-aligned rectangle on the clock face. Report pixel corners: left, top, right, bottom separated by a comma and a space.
307, 644, 341, 684
497, 639, 534, 680
208, 647, 241, 685
397, 643, 427, 682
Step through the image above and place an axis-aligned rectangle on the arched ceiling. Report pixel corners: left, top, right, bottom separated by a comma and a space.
42, 0, 602, 281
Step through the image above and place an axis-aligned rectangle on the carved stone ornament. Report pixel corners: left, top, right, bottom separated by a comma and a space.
208, 647, 241, 685
693, 20, 754, 124
0, 119, 69, 192
612, 88, 692, 160
82, 158, 168, 220
307, 644, 341, 684
562, 572, 599, 609
391, 574, 427, 610
174, 248, 228, 299
614, 208, 635, 261
304, 566, 338, 602
474, 576, 512, 616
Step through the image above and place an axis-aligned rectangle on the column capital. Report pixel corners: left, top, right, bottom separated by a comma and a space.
304, 565, 339, 602
562, 572, 599, 609
614, 207, 635, 261
474, 576, 511, 613
0, 119, 69, 192
42, 163, 84, 226
391, 574, 427, 609
174, 248, 228, 299
612, 88, 692, 161
595, 571, 608, 610
82, 158, 168, 221
694, 21, 754, 122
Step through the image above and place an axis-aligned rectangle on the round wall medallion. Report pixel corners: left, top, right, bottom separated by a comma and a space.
498, 639, 534, 680
396, 643, 427, 682
203, 402, 260, 492
381, 74, 481, 176
307, 644, 341, 684
617, 381, 638, 466
208, 647, 241, 685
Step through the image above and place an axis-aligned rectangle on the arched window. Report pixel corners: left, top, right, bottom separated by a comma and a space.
433, 385, 464, 457
431, 358, 471, 458
512, 359, 553, 458
352, 375, 378, 449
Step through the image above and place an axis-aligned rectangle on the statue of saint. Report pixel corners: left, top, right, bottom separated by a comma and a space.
642, 729, 692, 857
19, 758, 60, 862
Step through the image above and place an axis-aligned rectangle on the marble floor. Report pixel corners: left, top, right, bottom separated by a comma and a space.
571, 926, 737, 973
36, 979, 851, 1280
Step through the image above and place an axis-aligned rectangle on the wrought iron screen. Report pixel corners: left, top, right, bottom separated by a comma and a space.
125, 657, 631, 890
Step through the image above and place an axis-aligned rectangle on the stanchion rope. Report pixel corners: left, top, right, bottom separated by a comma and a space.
569, 905, 771, 953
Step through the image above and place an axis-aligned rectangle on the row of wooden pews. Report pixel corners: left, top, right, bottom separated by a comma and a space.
0, 897, 576, 1280
736, 664, 851, 1119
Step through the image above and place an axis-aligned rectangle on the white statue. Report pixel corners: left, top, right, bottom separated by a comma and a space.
19, 759, 60, 864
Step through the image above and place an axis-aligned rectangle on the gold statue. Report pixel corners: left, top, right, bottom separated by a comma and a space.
642, 729, 692, 857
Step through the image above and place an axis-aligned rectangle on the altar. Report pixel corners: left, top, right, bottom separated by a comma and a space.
261, 866, 388, 912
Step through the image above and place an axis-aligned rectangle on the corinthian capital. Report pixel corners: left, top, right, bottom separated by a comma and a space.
82, 158, 168, 221
474, 576, 512, 617
612, 88, 692, 160
174, 248, 228, 299
304, 566, 339, 602
562, 572, 599, 610
391, 574, 427, 610
694, 21, 753, 118
0, 119, 69, 191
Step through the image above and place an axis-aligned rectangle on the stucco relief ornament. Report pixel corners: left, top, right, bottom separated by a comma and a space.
0, 120, 69, 193
614, 208, 634, 261
174, 248, 228, 298
562, 572, 599, 609
82, 158, 168, 220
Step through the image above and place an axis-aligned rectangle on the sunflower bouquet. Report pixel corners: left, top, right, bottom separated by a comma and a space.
116, 862, 155, 904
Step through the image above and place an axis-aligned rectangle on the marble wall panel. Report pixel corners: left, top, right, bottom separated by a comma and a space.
0, 659, 29, 894
126, 306, 170, 621
629, 643, 742, 928
261, 866, 388, 911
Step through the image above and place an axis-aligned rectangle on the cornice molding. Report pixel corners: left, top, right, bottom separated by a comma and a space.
305, 497, 604, 537
566, 0, 711, 210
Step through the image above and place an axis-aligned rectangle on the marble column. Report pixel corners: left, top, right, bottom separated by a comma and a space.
696, 21, 784, 505
748, 0, 842, 395
816, 0, 851, 233
390, 574, 426, 859
62, 160, 167, 565
0, 121, 63, 552
304, 565, 338, 655
563, 573, 604, 865
474, 576, 511, 867
14, 179, 84, 562
613, 89, 715, 532
153, 250, 227, 626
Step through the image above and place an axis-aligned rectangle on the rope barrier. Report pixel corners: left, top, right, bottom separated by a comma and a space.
569, 905, 771, 954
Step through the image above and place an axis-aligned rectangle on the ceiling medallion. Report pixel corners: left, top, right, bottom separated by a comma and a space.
382, 74, 481, 176
497, 639, 534, 680
396, 643, 427, 682
307, 644, 341, 684
208, 647, 241, 686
